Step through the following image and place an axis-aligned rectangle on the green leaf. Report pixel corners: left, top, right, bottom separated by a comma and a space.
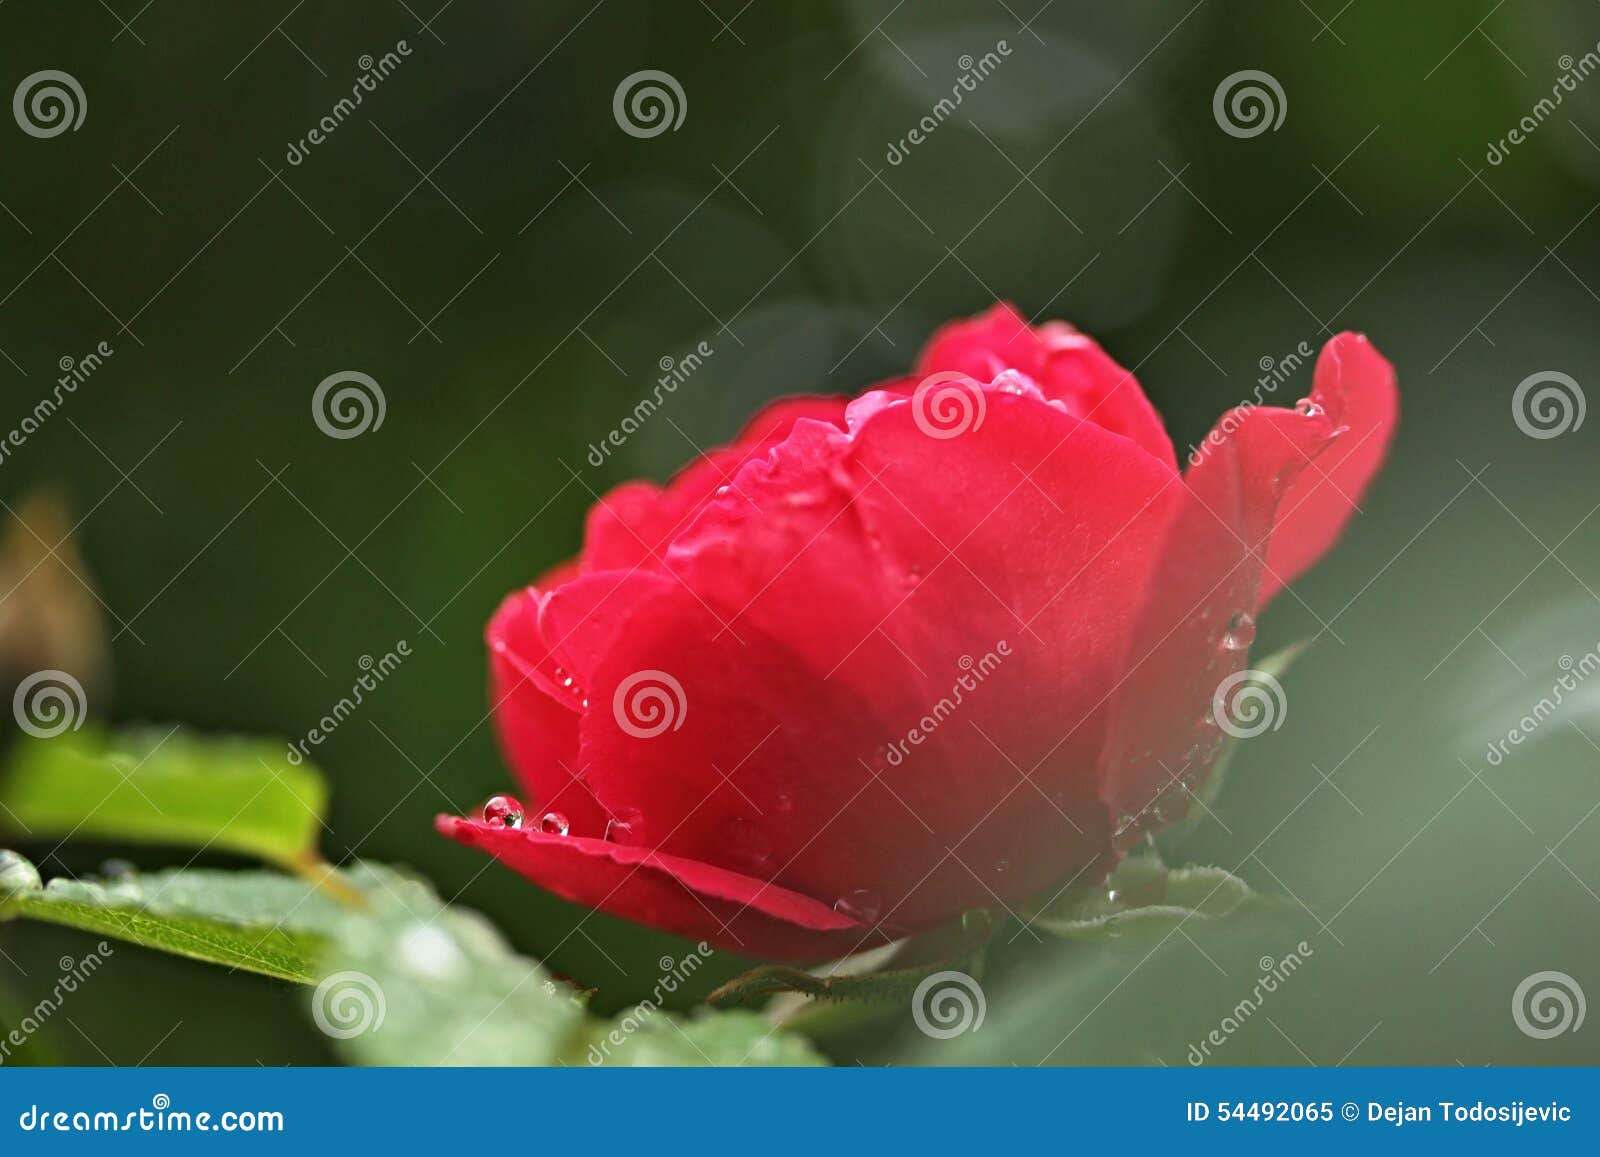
571, 1008, 824, 1066
306, 869, 587, 1066
0, 850, 344, 983
0, 849, 825, 1067
312, 869, 822, 1067
0, 727, 328, 871
1029, 857, 1253, 940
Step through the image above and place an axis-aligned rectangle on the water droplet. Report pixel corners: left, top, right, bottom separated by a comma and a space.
1222, 611, 1256, 651
1295, 398, 1325, 418
773, 791, 795, 817
548, 665, 587, 705
482, 794, 524, 829
833, 888, 882, 923
538, 811, 570, 836
99, 858, 138, 880
0, 850, 41, 897
994, 858, 1011, 875
1106, 888, 1120, 905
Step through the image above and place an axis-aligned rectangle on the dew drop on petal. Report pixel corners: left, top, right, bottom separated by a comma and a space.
1221, 611, 1256, 652
538, 811, 570, 836
482, 794, 524, 829
1294, 398, 1325, 418
833, 888, 882, 923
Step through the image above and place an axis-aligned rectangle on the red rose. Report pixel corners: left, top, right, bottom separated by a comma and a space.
437, 304, 1397, 961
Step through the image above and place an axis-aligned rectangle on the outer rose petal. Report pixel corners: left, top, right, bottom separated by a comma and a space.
436, 816, 882, 961
1258, 334, 1398, 607
1099, 333, 1396, 836
580, 395, 848, 573
916, 302, 1177, 472
485, 589, 610, 836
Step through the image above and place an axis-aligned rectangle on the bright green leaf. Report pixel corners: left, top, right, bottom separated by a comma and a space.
0, 727, 327, 871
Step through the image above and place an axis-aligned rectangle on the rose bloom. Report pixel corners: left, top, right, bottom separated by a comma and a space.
438, 305, 1397, 961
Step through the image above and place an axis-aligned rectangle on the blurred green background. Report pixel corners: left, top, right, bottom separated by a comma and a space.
2, 0, 1599, 1065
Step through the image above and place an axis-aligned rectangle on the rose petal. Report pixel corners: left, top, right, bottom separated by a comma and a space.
485, 589, 610, 836
1258, 333, 1398, 607
1099, 336, 1396, 836
580, 396, 849, 573
916, 302, 1177, 471
436, 815, 881, 961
